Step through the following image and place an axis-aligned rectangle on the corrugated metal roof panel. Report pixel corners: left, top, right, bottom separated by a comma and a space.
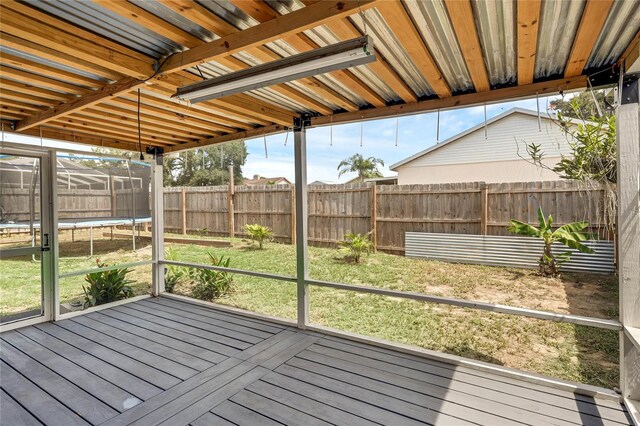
23, 0, 180, 58
587, 0, 640, 70
535, 0, 587, 78
471, 0, 516, 86
403, 0, 473, 93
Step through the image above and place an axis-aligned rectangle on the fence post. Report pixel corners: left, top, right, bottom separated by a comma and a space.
291, 186, 296, 245
110, 175, 116, 217
181, 187, 187, 235
480, 183, 488, 235
228, 165, 235, 238
371, 184, 377, 251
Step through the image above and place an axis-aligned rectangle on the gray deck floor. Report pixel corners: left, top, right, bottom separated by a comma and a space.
0, 296, 632, 426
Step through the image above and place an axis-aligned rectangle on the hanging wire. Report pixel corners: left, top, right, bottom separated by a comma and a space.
536, 92, 542, 132
483, 103, 488, 140
436, 109, 440, 143
137, 88, 144, 160
284, 131, 289, 146
358, 0, 369, 36
586, 78, 603, 117
220, 145, 224, 167
360, 116, 364, 147
329, 115, 333, 146
195, 65, 205, 80
394, 114, 399, 147
264, 135, 268, 158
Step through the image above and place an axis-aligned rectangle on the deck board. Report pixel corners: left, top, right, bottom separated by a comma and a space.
0, 297, 631, 426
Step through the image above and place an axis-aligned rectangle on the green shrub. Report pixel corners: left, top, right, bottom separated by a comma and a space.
164, 247, 184, 293
508, 207, 594, 277
83, 259, 134, 308
244, 224, 273, 249
191, 254, 233, 301
339, 232, 374, 263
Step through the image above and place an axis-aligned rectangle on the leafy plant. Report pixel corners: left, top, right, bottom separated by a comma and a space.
339, 232, 374, 263
244, 224, 273, 249
83, 259, 134, 307
191, 254, 233, 301
508, 207, 594, 277
164, 247, 184, 293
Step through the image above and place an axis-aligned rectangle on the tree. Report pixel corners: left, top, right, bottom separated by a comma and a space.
337, 154, 384, 181
163, 141, 247, 187
524, 90, 617, 234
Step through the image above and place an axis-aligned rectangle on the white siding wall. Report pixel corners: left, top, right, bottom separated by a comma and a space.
396, 113, 574, 184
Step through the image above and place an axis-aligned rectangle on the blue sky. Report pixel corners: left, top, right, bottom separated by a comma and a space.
242, 95, 559, 183
4, 95, 559, 182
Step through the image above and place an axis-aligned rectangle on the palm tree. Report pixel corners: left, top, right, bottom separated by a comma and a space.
337, 154, 384, 181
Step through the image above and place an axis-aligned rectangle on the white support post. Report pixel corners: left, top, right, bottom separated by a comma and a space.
618, 74, 640, 408
151, 153, 165, 296
294, 117, 309, 328
49, 151, 60, 321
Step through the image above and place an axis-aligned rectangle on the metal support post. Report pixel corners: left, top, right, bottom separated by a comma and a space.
151, 153, 165, 296
294, 117, 310, 328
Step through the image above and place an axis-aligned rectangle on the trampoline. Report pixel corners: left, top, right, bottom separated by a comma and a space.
1, 217, 152, 256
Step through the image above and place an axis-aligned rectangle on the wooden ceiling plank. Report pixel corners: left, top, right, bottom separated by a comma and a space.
1, 99, 46, 112
165, 123, 287, 152
0, 33, 122, 81
65, 112, 197, 144
14, 77, 142, 131
108, 96, 243, 133
158, 0, 379, 74
37, 127, 156, 151
0, 65, 90, 95
0, 78, 73, 102
0, 7, 153, 79
88, 104, 211, 138
565, 0, 615, 77
442, 0, 490, 92
0, 88, 60, 107
517, 0, 542, 85
0, 52, 103, 87
75, 109, 211, 140
50, 118, 176, 146
376, 1, 452, 98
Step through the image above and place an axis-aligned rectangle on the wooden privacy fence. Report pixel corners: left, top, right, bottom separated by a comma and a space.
164, 180, 610, 252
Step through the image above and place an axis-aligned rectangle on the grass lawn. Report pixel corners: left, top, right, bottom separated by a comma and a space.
0, 232, 619, 389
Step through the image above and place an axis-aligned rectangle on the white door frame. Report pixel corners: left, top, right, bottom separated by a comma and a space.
0, 146, 56, 332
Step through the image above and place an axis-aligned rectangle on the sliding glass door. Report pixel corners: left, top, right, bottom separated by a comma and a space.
0, 149, 52, 326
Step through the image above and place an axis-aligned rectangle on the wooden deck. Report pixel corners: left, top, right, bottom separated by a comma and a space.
0, 297, 632, 426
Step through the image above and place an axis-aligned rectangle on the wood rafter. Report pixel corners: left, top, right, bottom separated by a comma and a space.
376, 1, 451, 98
517, 0, 541, 85
443, 0, 490, 92
565, 0, 614, 77
0, 52, 102, 87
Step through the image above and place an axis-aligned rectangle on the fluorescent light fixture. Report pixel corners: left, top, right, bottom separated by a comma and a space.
174, 36, 376, 104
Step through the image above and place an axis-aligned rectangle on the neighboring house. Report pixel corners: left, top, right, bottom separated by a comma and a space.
309, 180, 338, 186
390, 108, 575, 185
365, 176, 398, 185
243, 175, 291, 185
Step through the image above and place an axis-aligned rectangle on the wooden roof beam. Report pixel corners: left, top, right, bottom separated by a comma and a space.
443, 0, 490, 92
376, 1, 451, 98
565, 0, 614, 77
158, 0, 380, 75
517, 0, 541, 85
